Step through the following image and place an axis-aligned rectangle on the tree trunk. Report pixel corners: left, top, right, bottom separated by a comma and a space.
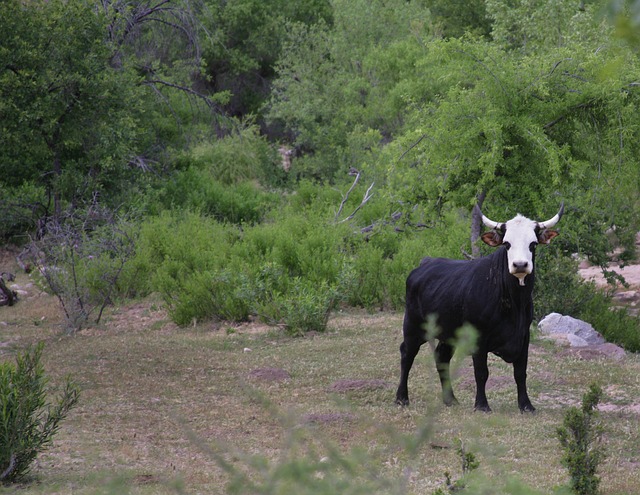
471, 191, 486, 259
53, 151, 62, 220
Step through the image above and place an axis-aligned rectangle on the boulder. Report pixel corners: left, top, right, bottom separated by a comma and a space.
538, 313, 605, 346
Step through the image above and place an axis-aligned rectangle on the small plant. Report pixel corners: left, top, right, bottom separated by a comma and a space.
433, 439, 480, 494
557, 383, 605, 495
0, 343, 79, 483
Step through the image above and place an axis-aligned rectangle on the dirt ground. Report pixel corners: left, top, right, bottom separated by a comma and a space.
579, 262, 640, 289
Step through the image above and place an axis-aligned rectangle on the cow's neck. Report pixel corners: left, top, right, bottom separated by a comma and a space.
493, 247, 535, 304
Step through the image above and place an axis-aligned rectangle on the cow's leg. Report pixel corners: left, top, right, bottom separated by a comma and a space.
396, 314, 425, 406
472, 351, 491, 412
514, 335, 535, 413
435, 341, 458, 406
396, 338, 421, 406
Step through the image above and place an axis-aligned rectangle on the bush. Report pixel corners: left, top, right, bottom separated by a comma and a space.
124, 211, 236, 295
344, 244, 386, 308
28, 211, 136, 333
131, 209, 346, 332
0, 343, 79, 484
174, 126, 286, 187
534, 249, 592, 320
156, 173, 279, 224
280, 278, 338, 336
0, 183, 47, 241
557, 384, 605, 495
162, 269, 254, 326
579, 294, 640, 353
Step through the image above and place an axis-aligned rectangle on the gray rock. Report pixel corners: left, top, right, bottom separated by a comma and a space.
538, 313, 605, 346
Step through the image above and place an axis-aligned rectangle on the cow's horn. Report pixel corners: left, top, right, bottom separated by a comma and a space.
538, 202, 565, 229
474, 204, 503, 230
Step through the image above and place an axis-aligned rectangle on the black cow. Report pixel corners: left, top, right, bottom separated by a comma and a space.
395, 204, 564, 412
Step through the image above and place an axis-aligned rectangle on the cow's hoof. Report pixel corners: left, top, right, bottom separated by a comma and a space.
395, 397, 410, 407
474, 404, 492, 413
444, 396, 459, 407
520, 404, 536, 414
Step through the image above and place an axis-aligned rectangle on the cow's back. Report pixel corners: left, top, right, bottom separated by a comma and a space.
405, 253, 505, 338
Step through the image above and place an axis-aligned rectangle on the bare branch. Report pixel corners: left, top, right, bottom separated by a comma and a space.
338, 182, 374, 224
335, 169, 361, 221
397, 134, 428, 163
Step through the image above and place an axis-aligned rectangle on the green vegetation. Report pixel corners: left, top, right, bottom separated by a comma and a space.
0, 344, 79, 484
2, 0, 640, 342
557, 384, 606, 495
2, 1, 640, 489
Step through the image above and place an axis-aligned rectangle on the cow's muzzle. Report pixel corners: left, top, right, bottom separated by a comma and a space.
511, 262, 530, 286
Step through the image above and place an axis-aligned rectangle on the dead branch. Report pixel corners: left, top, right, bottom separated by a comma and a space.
338, 181, 375, 224
335, 168, 361, 221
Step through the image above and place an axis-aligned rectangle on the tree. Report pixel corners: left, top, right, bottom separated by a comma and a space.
0, 0, 229, 235
487, 0, 599, 53
385, 28, 640, 263
266, 0, 432, 180
0, 0, 150, 219
427, 0, 491, 39
200, 0, 332, 118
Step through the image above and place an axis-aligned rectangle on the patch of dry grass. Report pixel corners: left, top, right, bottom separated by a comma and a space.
1, 287, 640, 494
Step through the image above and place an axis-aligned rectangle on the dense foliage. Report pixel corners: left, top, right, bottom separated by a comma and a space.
2, 0, 640, 343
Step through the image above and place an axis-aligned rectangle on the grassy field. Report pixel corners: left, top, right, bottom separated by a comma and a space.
1, 269, 640, 494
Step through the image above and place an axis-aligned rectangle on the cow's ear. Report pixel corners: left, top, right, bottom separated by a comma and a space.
538, 229, 559, 244
481, 230, 503, 247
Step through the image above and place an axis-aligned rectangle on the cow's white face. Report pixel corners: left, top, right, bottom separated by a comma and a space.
502, 215, 539, 285
477, 205, 563, 286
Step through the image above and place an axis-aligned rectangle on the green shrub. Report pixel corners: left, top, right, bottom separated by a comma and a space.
433, 440, 480, 495
0, 183, 47, 241
157, 173, 278, 224
165, 269, 254, 326
175, 126, 285, 186
557, 384, 605, 495
579, 295, 640, 353
280, 278, 338, 336
345, 245, 386, 308
253, 262, 291, 325
289, 180, 343, 212
132, 209, 345, 331
534, 250, 589, 320
0, 343, 79, 484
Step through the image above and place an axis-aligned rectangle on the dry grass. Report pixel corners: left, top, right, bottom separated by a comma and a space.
1, 272, 640, 494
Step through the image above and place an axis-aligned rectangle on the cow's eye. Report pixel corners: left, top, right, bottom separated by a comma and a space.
503, 242, 511, 250
529, 241, 538, 252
